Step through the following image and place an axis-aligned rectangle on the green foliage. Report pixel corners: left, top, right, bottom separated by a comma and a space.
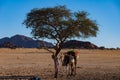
23, 5, 99, 55
23, 5, 98, 40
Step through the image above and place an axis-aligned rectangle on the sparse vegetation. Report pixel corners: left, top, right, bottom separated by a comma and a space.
0, 48, 120, 80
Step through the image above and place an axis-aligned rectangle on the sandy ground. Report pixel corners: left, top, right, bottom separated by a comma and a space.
0, 48, 120, 80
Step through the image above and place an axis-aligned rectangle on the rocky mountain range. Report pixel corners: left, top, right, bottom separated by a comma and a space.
0, 35, 53, 48
0, 34, 98, 49
63, 40, 98, 49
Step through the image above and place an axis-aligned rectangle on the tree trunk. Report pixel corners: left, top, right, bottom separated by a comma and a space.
43, 42, 63, 78
53, 56, 59, 78
52, 42, 64, 78
53, 47, 62, 78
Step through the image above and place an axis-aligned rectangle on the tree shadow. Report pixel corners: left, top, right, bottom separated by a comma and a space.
0, 76, 41, 80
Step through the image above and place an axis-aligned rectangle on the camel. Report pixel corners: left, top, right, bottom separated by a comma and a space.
61, 50, 78, 76
48, 47, 79, 77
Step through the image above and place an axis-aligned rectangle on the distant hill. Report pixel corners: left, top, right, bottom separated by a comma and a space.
0, 34, 98, 49
0, 34, 53, 48
62, 40, 98, 49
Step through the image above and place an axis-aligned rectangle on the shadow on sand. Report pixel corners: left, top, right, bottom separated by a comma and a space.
0, 76, 41, 80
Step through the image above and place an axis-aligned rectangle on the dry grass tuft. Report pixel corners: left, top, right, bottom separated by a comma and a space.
0, 48, 120, 80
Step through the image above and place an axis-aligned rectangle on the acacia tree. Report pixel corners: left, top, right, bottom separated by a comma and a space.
23, 5, 99, 78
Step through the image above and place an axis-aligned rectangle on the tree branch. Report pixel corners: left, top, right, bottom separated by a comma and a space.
43, 47, 55, 54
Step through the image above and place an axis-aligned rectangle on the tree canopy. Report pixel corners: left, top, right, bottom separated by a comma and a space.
23, 5, 99, 56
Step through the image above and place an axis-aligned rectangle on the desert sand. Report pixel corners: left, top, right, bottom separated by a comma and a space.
0, 48, 120, 80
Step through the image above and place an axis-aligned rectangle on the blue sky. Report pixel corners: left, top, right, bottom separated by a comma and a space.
0, 0, 120, 48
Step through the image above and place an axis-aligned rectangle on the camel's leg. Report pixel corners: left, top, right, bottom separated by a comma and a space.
66, 65, 69, 76
71, 63, 75, 76
74, 58, 77, 75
